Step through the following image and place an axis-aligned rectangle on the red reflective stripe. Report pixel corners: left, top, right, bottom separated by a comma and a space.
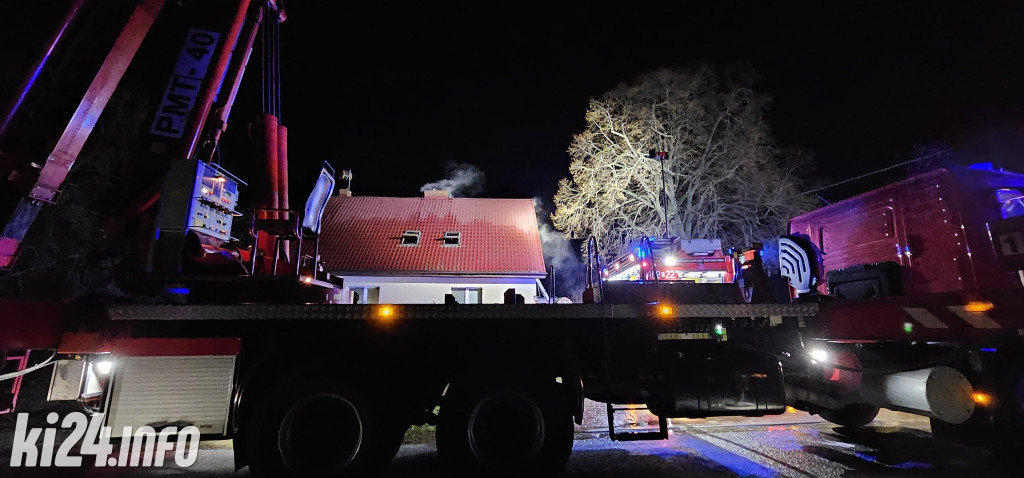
109, 337, 240, 357
58, 333, 109, 354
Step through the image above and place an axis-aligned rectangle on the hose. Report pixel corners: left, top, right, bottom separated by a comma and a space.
0, 351, 57, 382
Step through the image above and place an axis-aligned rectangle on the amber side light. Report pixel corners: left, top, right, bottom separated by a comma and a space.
972, 392, 993, 407
964, 301, 994, 313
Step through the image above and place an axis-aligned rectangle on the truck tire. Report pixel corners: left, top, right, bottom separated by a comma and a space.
437, 379, 573, 477
245, 379, 395, 478
819, 403, 880, 427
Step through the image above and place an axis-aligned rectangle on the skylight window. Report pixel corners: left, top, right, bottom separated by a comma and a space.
442, 231, 461, 247
400, 230, 421, 246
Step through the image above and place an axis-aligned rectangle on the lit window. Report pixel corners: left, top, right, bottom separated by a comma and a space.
399, 230, 421, 246
442, 231, 461, 247
451, 287, 482, 304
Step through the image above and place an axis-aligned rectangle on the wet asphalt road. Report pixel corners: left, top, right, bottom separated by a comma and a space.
0, 410, 1014, 477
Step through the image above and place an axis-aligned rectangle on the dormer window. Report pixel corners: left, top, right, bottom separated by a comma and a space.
400, 230, 421, 246
442, 231, 461, 247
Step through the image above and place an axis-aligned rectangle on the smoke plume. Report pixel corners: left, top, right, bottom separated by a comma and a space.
533, 196, 586, 302
419, 161, 485, 197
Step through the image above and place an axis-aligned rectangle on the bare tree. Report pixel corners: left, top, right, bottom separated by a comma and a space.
552, 63, 816, 260
0, 85, 153, 300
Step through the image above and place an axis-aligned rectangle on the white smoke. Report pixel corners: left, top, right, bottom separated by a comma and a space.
419, 161, 485, 197
533, 196, 586, 302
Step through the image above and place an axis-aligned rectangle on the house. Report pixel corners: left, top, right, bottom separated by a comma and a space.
317, 189, 550, 304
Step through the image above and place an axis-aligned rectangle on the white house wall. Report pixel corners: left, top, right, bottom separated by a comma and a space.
336, 275, 543, 304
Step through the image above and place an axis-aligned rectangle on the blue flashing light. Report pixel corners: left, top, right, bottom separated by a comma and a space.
759, 250, 764, 257
967, 162, 995, 171
981, 348, 997, 352
165, 287, 190, 295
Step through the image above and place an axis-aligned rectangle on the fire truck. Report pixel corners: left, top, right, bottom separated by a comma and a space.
602, 237, 736, 284
1, 1, 1023, 477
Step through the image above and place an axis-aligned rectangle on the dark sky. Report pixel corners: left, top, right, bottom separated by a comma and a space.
263, 1, 1024, 207
6, 1, 1024, 210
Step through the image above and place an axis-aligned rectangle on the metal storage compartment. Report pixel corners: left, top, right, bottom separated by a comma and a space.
103, 355, 236, 438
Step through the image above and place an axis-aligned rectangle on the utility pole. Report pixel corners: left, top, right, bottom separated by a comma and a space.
649, 150, 670, 238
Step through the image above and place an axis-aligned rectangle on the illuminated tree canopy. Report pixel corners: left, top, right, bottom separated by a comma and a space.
551, 63, 816, 260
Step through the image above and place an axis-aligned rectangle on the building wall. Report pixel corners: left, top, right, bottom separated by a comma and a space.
335, 275, 546, 304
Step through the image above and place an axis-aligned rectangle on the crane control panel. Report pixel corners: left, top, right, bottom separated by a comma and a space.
187, 162, 242, 241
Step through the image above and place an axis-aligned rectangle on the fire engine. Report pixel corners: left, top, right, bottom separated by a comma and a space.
602, 237, 736, 284
1, 1, 1022, 477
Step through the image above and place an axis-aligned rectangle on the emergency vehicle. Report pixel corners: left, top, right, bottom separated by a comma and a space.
602, 237, 736, 283
1, 2, 1022, 477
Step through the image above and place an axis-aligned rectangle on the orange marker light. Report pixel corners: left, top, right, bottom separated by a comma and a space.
378, 305, 394, 318
964, 301, 994, 313
972, 392, 993, 407
658, 306, 673, 316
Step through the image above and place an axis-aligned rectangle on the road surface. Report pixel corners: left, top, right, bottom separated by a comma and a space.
0, 410, 1014, 477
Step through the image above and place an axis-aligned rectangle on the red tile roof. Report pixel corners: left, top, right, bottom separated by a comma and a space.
318, 195, 547, 277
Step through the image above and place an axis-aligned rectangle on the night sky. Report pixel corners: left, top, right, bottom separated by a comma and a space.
263, 1, 1024, 208
6, 1, 1024, 212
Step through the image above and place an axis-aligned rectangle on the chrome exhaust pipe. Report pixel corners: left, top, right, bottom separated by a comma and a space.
787, 366, 974, 424
858, 366, 974, 424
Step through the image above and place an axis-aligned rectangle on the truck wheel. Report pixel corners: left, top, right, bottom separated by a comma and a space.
819, 403, 880, 427
246, 380, 394, 478
437, 380, 573, 477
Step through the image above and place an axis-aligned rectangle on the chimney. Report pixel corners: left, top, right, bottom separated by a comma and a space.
423, 189, 451, 199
